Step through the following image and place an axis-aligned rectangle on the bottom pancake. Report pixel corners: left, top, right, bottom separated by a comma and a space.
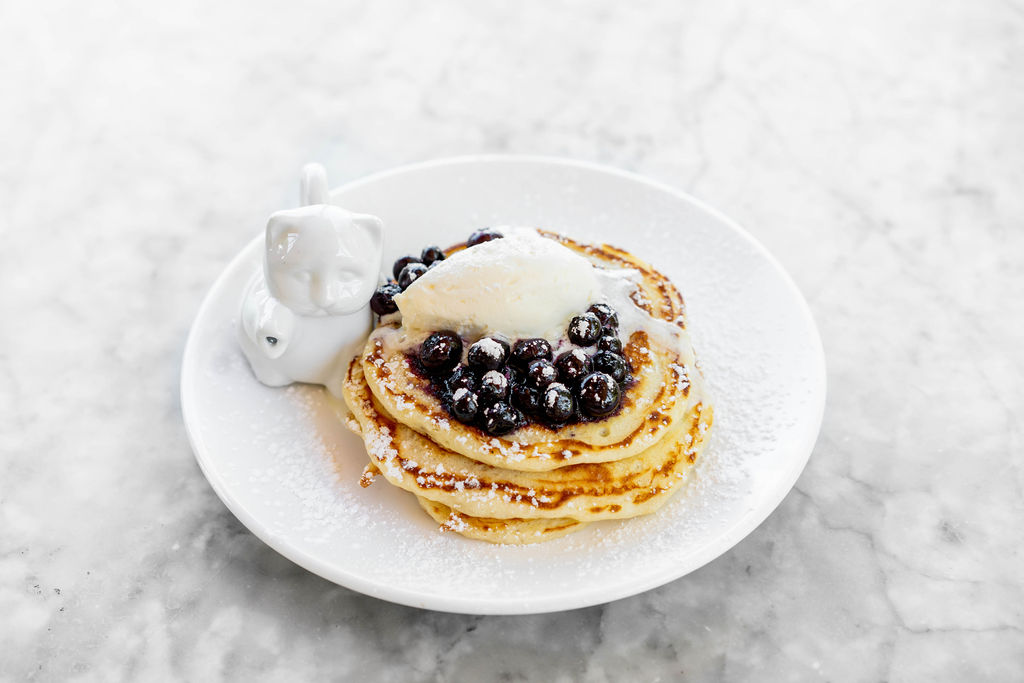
415, 497, 585, 544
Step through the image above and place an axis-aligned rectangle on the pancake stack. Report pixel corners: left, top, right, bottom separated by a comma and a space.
342, 231, 713, 544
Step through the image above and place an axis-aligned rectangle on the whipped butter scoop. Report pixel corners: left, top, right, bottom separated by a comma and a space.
394, 228, 601, 340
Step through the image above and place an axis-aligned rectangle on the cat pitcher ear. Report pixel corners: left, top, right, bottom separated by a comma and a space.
265, 212, 296, 259
352, 213, 384, 252
300, 163, 329, 206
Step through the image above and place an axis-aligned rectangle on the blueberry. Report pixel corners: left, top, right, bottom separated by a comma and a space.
478, 370, 510, 404
587, 303, 619, 329
554, 349, 592, 386
392, 255, 422, 281
510, 338, 552, 369
398, 263, 428, 290
451, 388, 479, 423
419, 331, 462, 373
511, 383, 541, 414
467, 228, 504, 247
483, 402, 521, 435
543, 383, 574, 423
421, 246, 445, 266
577, 372, 621, 417
568, 313, 602, 346
525, 359, 558, 389
369, 282, 402, 316
446, 365, 477, 394
467, 337, 509, 371
592, 351, 628, 383
597, 333, 623, 353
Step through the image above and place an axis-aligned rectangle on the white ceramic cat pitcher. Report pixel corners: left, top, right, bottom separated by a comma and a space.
238, 163, 383, 397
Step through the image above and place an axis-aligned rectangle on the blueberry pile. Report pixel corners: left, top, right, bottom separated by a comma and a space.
415, 302, 631, 436
369, 228, 506, 316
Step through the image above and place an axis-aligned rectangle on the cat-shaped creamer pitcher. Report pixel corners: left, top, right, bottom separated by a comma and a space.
238, 163, 383, 397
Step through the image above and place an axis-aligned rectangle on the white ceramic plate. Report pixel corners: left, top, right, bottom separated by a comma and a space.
181, 155, 826, 615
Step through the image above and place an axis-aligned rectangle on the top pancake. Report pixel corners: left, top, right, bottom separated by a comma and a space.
357, 231, 709, 472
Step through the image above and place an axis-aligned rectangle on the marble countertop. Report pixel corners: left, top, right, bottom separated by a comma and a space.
2, 0, 1021, 680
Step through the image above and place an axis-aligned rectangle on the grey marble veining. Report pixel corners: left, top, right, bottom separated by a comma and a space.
2, 0, 1022, 680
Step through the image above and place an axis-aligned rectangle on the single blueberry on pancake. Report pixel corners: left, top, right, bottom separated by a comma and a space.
451, 388, 479, 422
543, 382, 574, 423
577, 372, 621, 416
596, 333, 622, 353
479, 369, 510, 404
467, 337, 509, 371
592, 351, 629, 383
510, 338, 553, 369
446, 365, 478, 393
370, 282, 402, 316
419, 331, 462, 373
568, 313, 602, 346
555, 348, 592, 386
467, 228, 504, 247
398, 262, 428, 290
511, 383, 542, 415
392, 255, 422, 281
587, 303, 619, 329
421, 245, 445, 266
483, 402, 520, 435
526, 359, 558, 389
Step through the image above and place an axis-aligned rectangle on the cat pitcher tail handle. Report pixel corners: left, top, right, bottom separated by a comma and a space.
301, 163, 330, 206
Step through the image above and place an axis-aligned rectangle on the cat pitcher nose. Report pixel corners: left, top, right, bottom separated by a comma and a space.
311, 274, 334, 309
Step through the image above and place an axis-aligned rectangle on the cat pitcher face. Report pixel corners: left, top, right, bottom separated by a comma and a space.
265, 205, 383, 316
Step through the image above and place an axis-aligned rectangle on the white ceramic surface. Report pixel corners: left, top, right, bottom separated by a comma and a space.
181, 156, 825, 615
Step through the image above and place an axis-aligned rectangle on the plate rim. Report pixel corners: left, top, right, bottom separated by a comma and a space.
181, 154, 826, 615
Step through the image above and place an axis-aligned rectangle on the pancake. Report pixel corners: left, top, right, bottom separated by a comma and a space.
415, 497, 585, 544
357, 232, 706, 472
343, 358, 712, 521
340, 229, 714, 543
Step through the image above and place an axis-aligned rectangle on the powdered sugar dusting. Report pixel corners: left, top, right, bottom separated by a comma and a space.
206, 269, 804, 598
188, 169, 824, 609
